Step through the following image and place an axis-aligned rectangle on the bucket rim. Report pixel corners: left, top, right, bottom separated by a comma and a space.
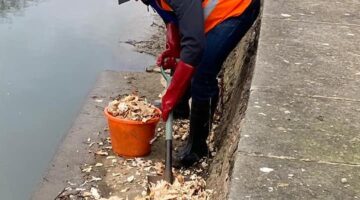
104, 106, 161, 125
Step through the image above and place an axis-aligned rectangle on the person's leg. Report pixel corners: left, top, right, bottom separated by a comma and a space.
172, 86, 191, 119
174, 0, 260, 168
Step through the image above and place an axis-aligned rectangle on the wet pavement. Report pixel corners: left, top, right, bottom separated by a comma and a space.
0, 0, 155, 199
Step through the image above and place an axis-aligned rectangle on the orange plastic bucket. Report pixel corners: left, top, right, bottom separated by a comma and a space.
104, 107, 161, 157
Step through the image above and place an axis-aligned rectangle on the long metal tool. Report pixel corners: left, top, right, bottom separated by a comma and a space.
161, 67, 174, 183
148, 67, 174, 184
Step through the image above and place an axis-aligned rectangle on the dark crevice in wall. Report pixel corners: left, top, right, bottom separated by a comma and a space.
206, 7, 263, 199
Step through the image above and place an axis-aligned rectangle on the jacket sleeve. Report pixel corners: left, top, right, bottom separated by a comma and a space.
165, 0, 205, 66
148, 0, 178, 24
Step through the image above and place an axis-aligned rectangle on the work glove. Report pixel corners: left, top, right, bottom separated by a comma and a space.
157, 23, 180, 70
161, 61, 195, 121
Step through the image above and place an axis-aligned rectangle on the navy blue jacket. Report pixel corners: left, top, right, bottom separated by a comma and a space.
148, 0, 205, 66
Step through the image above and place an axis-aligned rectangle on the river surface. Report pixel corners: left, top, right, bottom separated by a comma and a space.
0, 0, 155, 199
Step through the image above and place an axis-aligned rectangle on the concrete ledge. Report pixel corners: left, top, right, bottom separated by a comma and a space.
228, 0, 360, 199
31, 71, 162, 200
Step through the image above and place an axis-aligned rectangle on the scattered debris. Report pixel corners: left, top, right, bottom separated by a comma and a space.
173, 120, 190, 141
96, 150, 109, 156
112, 173, 121, 177
268, 187, 274, 192
91, 176, 102, 182
81, 166, 92, 173
260, 167, 274, 173
277, 183, 289, 187
280, 13, 291, 17
57, 97, 220, 200
82, 191, 92, 197
127, 175, 135, 183
153, 162, 165, 175
91, 187, 101, 199
95, 163, 104, 167
201, 161, 208, 169
341, 178, 348, 184
67, 181, 76, 186
284, 110, 291, 114
136, 175, 212, 200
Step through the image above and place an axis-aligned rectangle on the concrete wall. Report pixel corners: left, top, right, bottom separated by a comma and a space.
207, 14, 262, 199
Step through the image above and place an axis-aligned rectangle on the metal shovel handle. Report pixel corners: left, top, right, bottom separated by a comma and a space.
160, 68, 173, 140
160, 67, 173, 183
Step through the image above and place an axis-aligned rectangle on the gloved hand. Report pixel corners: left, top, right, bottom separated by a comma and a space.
161, 61, 195, 121
157, 23, 180, 70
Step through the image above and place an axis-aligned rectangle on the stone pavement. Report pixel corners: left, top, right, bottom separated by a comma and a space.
228, 0, 360, 199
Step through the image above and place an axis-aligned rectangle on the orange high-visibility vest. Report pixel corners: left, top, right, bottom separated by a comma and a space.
159, 0, 252, 33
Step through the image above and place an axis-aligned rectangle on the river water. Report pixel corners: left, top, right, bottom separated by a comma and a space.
0, 0, 155, 199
